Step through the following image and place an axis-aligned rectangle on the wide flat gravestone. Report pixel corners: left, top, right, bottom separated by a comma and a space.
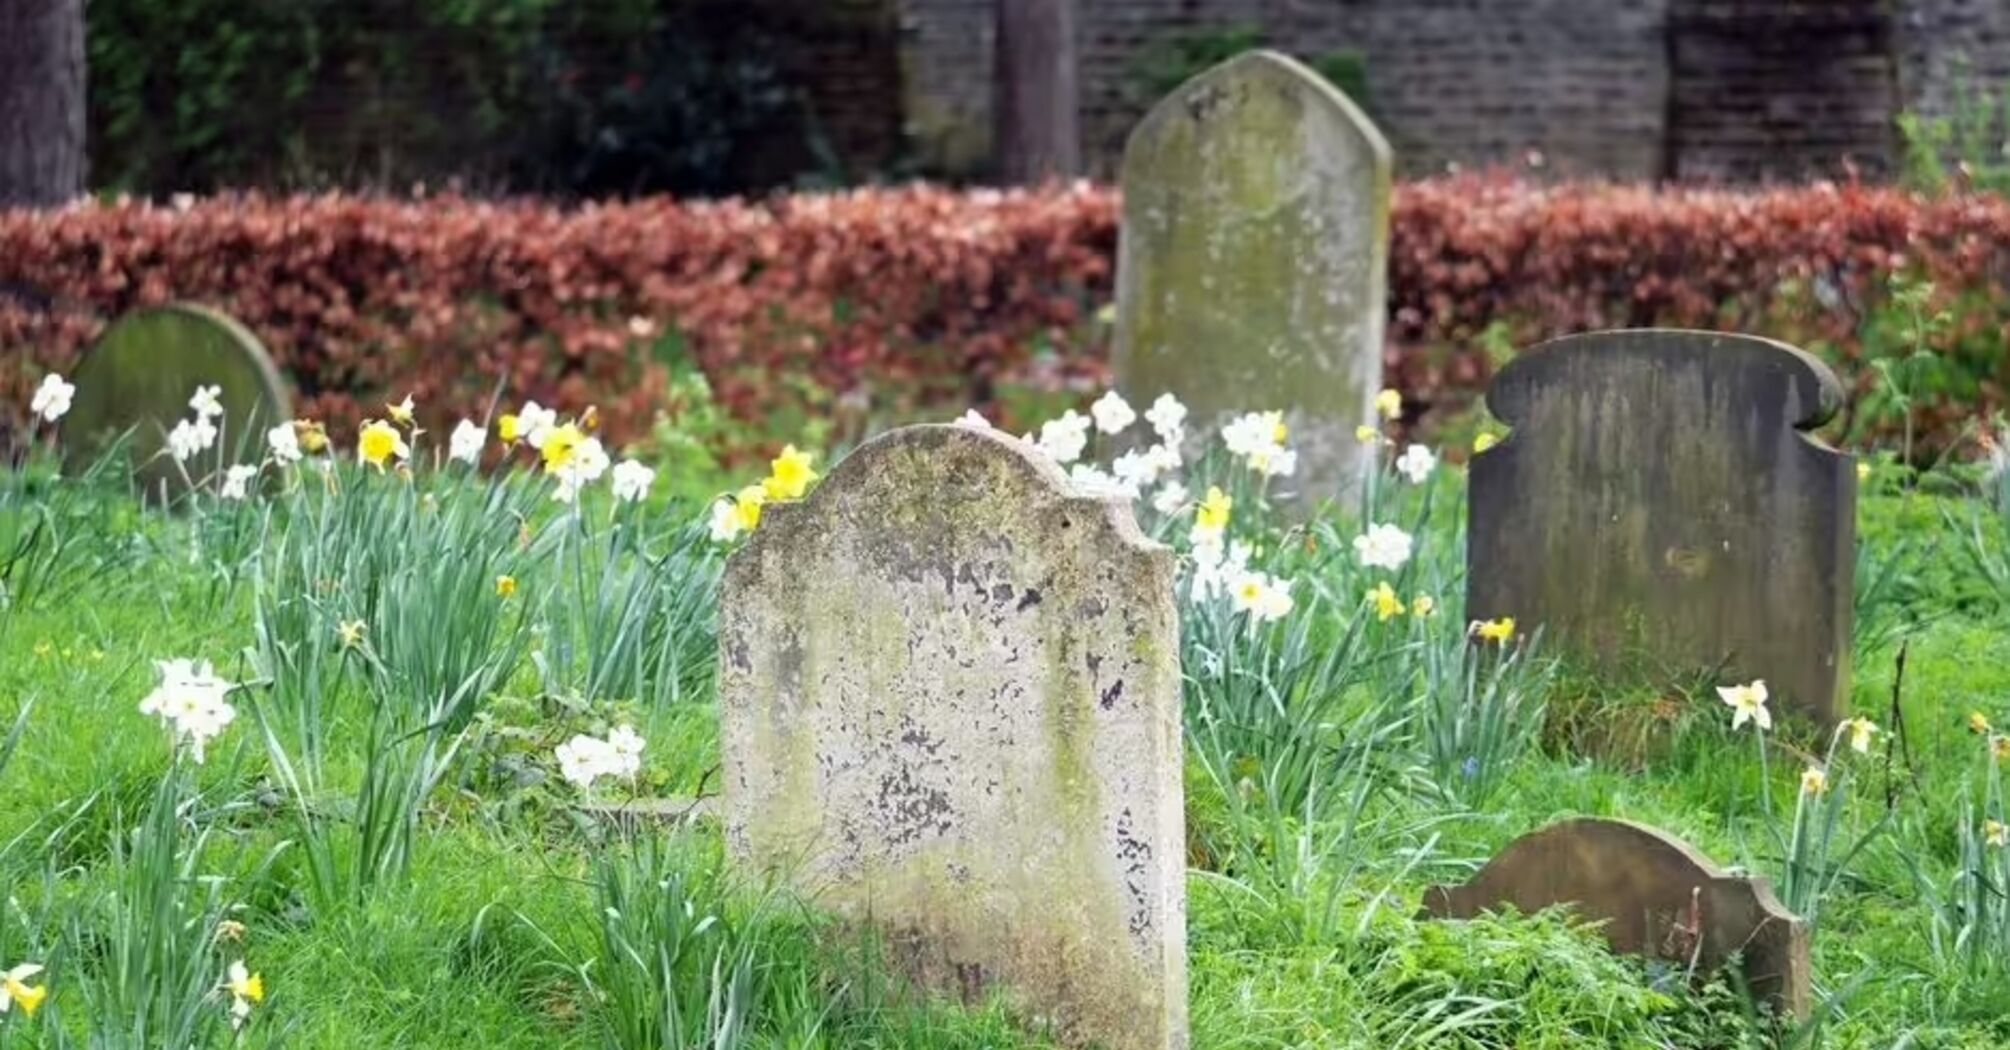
64, 304, 291, 491
1113, 49, 1391, 504
1467, 329, 1854, 723
720, 424, 1187, 1050
1421, 818, 1811, 1019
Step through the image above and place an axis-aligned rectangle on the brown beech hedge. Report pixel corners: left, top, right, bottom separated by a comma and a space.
4, 176, 2007, 454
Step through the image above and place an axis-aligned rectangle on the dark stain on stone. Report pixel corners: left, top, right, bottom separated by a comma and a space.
1100, 679, 1125, 711
1017, 588, 1042, 611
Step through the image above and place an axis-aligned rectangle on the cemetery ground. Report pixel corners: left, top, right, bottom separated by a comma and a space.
3, 401, 2010, 1050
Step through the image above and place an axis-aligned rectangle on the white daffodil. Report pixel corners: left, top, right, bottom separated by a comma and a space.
30, 374, 74, 423
1231, 570, 1295, 622
954, 409, 991, 429
708, 498, 743, 543
266, 421, 301, 464
1110, 449, 1160, 491
1036, 410, 1091, 465
1089, 391, 1136, 435
1352, 523, 1414, 571
448, 420, 486, 465
1190, 540, 1253, 605
219, 464, 258, 501
1069, 464, 1136, 500
1144, 393, 1186, 443
223, 960, 264, 1029
1841, 717, 1878, 754
138, 658, 238, 763
189, 384, 225, 420
556, 727, 646, 791
1395, 443, 1437, 484
167, 416, 218, 463
551, 437, 612, 504
1151, 480, 1189, 516
517, 401, 559, 449
1717, 680, 1772, 732
0, 961, 47, 1017
611, 459, 655, 503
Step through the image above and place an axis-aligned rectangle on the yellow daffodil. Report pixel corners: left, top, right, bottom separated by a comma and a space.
0, 962, 46, 1017
336, 620, 367, 649
1718, 679, 1771, 732
1856, 462, 1871, 482
1970, 711, 1993, 736
1265, 411, 1288, 444
495, 575, 518, 599
1195, 487, 1232, 533
1375, 388, 1402, 421
228, 963, 264, 1005
1841, 717, 1878, 754
498, 413, 522, 444
1994, 735, 2010, 762
734, 485, 767, 532
1800, 765, 1830, 796
1468, 617, 1516, 645
293, 419, 328, 454
764, 445, 818, 501
1473, 432, 1500, 454
1355, 424, 1381, 445
387, 394, 415, 427
1367, 581, 1404, 622
1988, 819, 2010, 848
1411, 594, 1436, 617
357, 420, 408, 471
541, 423, 585, 474
224, 960, 263, 1029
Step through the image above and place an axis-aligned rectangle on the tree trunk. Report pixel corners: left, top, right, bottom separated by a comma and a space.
994, 0, 1080, 183
0, 0, 87, 208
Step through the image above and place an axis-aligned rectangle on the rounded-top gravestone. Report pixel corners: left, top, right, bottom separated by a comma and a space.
63, 304, 291, 491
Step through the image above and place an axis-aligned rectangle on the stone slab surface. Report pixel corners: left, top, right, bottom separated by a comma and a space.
1113, 49, 1391, 505
1422, 817, 1811, 1018
1466, 328, 1855, 723
720, 423, 1188, 1050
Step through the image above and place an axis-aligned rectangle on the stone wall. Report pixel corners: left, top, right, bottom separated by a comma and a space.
894, 0, 2010, 182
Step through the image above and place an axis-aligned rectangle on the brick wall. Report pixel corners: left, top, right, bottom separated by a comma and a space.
896, 0, 2010, 182
1667, 1, 1898, 181
1897, 0, 2010, 123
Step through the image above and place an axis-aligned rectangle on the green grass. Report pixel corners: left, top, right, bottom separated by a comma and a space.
2, 431, 2010, 1048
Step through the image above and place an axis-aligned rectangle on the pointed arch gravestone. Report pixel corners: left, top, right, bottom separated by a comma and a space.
719, 424, 1187, 1050
1421, 818, 1812, 1019
1113, 49, 1391, 505
63, 304, 291, 493
1466, 329, 1855, 723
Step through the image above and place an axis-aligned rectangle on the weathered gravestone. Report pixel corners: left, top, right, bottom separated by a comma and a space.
1113, 49, 1391, 504
720, 424, 1188, 1050
1467, 329, 1855, 723
63, 304, 291, 492
1421, 818, 1811, 1019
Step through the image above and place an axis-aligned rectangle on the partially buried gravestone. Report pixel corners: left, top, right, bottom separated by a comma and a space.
1421, 818, 1811, 1019
1113, 49, 1391, 505
719, 424, 1188, 1050
1467, 329, 1855, 723
63, 304, 291, 493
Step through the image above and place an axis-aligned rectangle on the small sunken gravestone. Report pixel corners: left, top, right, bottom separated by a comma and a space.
1467, 329, 1854, 723
1113, 49, 1391, 505
719, 424, 1187, 1050
64, 304, 291, 492
1422, 818, 1811, 1019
